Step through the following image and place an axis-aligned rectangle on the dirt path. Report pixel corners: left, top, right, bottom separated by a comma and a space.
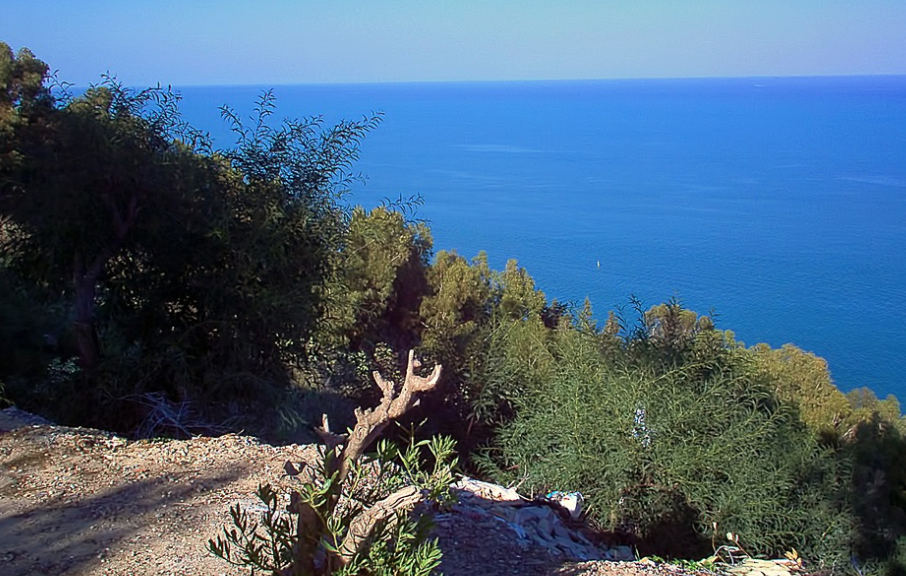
0, 409, 692, 576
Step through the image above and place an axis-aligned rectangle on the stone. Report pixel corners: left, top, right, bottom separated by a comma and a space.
448, 476, 626, 562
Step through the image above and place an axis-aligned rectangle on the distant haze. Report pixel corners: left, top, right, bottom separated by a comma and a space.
3, 0, 906, 86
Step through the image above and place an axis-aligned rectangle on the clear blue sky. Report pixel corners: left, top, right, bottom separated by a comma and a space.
3, 0, 906, 86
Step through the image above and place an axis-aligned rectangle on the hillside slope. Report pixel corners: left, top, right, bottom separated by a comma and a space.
0, 408, 711, 576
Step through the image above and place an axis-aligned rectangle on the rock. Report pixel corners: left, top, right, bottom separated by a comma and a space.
453, 477, 527, 502
610, 546, 636, 561
449, 476, 622, 562
724, 558, 799, 576
0, 407, 54, 432
545, 491, 585, 520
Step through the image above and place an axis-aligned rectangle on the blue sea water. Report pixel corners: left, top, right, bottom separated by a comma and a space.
176, 77, 906, 400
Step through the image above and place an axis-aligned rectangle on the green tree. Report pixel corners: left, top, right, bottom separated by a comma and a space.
418, 253, 561, 456
494, 259, 547, 321
87, 91, 382, 425
203, 92, 380, 376
318, 205, 432, 355
419, 250, 493, 364
846, 388, 903, 427
468, 258, 553, 427
0, 262, 71, 397
628, 298, 725, 369
0, 44, 53, 140
750, 343, 852, 437
0, 45, 383, 433
1, 44, 203, 370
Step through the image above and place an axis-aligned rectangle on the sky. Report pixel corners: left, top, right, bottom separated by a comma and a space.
3, 0, 906, 86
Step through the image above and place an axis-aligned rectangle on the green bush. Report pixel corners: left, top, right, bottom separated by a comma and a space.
0, 267, 68, 382
210, 350, 454, 575
491, 329, 853, 568
210, 435, 455, 576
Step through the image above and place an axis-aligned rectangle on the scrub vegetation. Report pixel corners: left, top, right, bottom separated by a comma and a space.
2, 44, 905, 575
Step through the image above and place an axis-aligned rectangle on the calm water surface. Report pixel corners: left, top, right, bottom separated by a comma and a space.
178, 77, 906, 399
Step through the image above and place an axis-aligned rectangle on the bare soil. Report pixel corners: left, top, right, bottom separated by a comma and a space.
0, 409, 696, 576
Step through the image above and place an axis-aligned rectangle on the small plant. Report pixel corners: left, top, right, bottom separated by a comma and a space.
46, 356, 81, 385
644, 554, 721, 574
712, 530, 752, 565
209, 350, 454, 575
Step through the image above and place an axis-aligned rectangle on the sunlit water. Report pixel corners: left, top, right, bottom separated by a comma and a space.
177, 77, 906, 399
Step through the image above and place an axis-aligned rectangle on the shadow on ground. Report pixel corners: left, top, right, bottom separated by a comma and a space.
0, 467, 245, 576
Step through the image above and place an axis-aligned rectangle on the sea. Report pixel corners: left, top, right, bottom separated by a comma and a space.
175, 77, 906, 401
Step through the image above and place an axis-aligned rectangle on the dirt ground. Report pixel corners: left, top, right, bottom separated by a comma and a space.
0, 408, 698, 576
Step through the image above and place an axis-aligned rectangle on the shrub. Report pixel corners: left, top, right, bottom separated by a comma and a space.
749, 343, 853, 438
491, 330, 853, 568
209, 350, 456, 575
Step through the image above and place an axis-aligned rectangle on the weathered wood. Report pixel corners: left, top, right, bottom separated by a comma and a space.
294, 349, 441, 572
338, 485, 423, 561
325, 349, 441, 488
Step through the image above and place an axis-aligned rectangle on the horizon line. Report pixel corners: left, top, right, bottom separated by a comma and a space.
69, 72, 906, 91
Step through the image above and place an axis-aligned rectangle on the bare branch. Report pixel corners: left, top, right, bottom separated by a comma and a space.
332, 350, 441, 485
290, 349, 441, 573
337, 485, 422, 562
315, 413, 347, 451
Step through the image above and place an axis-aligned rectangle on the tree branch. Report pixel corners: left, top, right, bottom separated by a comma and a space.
331, 349, 441, 486
337, 485, 423, 562
296, 349, 440, 572
109, 190, 141, 240
314, 413, 347, 452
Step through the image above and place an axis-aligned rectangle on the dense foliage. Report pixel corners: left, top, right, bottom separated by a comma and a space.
485, 316, 853, 562
2, 43, 906, 574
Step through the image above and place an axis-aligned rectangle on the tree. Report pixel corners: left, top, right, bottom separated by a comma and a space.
0, 44, 53, 137
201, 92, 381, 379
494, 332, 852, 565
317, 205, 432, 355
419, 250, 493, 364
417, 252, 562, 456
750, 343, 852, 437
1, 45, 384, 432
1, 43, 204, 370
210, 351, 453, 576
